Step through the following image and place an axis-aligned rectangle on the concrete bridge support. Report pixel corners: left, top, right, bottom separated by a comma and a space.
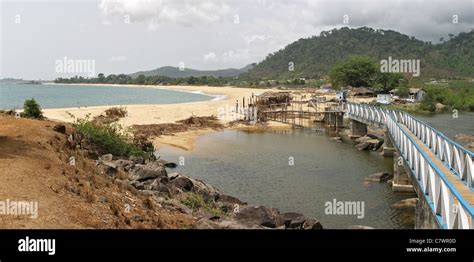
381, 129, 396, 157
392, 151, 415, 193
349, 119, 367, 138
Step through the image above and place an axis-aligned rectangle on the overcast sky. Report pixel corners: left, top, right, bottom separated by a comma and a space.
1, 0, 473, 80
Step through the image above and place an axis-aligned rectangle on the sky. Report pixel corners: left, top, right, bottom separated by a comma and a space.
0, 0, 473, 80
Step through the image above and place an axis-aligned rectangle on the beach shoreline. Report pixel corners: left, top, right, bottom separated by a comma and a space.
42, 84, 289, 150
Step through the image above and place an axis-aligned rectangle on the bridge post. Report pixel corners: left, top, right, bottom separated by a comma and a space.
349, 119, 367, 138
381, 129, 396, 157
392, 151, 415, 193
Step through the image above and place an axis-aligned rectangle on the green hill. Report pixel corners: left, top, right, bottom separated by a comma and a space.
130, 64, 255, 78
241, 27, 474, 80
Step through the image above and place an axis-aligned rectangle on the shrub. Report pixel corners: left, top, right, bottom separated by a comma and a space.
22, 98, 43, 119
72, 114, 145, 158
181, 193, 223, 216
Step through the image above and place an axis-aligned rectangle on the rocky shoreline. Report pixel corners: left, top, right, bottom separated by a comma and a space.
64, 125, 323, 230
94, 154, 323, 229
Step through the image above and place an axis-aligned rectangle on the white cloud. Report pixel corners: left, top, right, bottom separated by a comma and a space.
98, 0, 233, 30
203, 52, 218, 62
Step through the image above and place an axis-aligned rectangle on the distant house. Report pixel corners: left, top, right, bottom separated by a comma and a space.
390, 88, 426, 102
408, 88, 426, 102
377, 94, 392, 105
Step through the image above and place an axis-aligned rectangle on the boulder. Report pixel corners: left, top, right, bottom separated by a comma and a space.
99, 154, 113, 162
392, 198, 418, 209
355, 142, 370, 151
129, 155, 145, 164
128, 164, 168, 182
97, 161, 118, 176
169, 176, 194, 192
53, 124, 66, 134
215, 194, 245, 205
366, 139, 384, 151
365, 172, 393, 182
115, 159, 135, 172
235, 205, 282, 228
435, 102, 446, 112
281, 212, 306, 229
303, 218, 323, 230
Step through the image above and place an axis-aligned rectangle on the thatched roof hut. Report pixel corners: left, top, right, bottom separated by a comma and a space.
256, 91, 292, 105
349, 87, 375, 97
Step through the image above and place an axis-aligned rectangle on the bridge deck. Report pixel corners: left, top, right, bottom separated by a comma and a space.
400, 125, 474, 206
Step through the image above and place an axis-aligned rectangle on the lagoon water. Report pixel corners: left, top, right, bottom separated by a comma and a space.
0, 83, 212, 109
158, 129, 414, 229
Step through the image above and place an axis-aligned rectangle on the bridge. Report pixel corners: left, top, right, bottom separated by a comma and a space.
347, 103, 474, 229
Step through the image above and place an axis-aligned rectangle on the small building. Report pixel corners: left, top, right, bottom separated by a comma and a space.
408, 88, 426, 102
336, 90, 348, 101
377, 94, 392, 105
390, 88, 426, 102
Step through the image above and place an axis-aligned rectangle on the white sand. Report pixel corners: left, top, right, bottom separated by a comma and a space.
43, 84, 271, 126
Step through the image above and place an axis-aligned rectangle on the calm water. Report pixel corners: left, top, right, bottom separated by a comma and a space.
0, 83, 212, 109
158, 129, 414, 229
155, 111, 473, 229
413, 112, 474, 143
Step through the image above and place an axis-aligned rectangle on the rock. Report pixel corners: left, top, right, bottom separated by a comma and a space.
348, 225, 375, 230
365, 172, 393, 182
129, 181, 146, 190
115, 159, 135, 172
235, 205, 282, 228
392, 198, 418, 209
303, 218, 323, 230
435, 102, 446, 112
330, 137, 342, 142
355, 142, 370, 151
97, 161, 118, 176
156, 159, 178, 168
164, 162, 178, 168
366, 139, 384, 151
53, 124, 66, 134
128, 164, 168, 182
169, 176, 194, 192
129, 155, 145, 164
99, 154, 113, 162
465, 142, 474, 151
195, 219, 217, 229
215, 194, 245, 205
281, 212, 306, 229
355, 136, 372, 143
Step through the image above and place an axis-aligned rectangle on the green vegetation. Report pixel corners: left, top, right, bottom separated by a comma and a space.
329, 55, 403, 91
21, 98, 43, 119
242, 27, 474, 80
55, 73, 234, 86
181, 193, 223, 216
72, 114, 145, 158
419, 84, 474, 112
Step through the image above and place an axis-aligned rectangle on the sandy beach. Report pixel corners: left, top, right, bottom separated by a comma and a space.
42, 84, 286, 150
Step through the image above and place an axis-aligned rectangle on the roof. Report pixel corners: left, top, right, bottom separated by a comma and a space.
350, 87, 374, 95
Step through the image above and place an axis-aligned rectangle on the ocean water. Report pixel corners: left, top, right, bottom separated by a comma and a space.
0, 83, 212, 109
